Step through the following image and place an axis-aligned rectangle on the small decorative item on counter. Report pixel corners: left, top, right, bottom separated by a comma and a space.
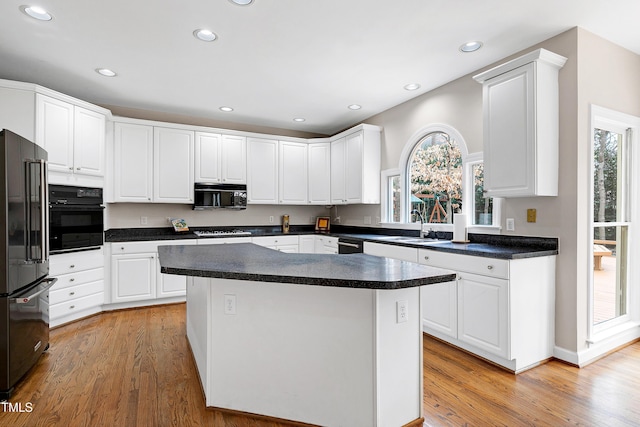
282, 214, 290, 233
315, 216, 330, 233
171, 218, 189, 232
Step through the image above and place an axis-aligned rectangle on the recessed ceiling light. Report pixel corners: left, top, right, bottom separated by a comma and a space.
459, 41, 483, 53
96, 68, 117, 77
220, 106, 234, 112
404, 83, 421, 91
193, 29, 217, 42
348, 104, 362, 110
229, 0, 254, 5
293, 118, 306, 122
20, 5, 52, 21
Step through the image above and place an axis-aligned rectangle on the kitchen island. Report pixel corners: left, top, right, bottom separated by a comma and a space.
158, 243, 455, 427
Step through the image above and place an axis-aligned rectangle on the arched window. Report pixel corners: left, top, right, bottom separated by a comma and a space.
381, 123, 499, 231
408, 131, 462, 224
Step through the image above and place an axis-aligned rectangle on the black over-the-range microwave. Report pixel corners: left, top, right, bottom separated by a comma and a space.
193, 183, 247, 210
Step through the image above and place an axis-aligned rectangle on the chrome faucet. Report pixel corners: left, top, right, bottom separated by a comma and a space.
410, 209, 426, 238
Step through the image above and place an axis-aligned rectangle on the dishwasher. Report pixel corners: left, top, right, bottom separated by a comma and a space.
337, 237, 364, 254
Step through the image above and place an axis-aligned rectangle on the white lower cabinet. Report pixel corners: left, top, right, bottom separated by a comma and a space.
107, 240, 197, 308
48, 248, 105, 327
419, 248, 555, 373
252, 235, 299, 253
314, 235, 338, 254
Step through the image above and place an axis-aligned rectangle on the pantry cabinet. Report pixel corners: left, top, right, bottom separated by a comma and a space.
195, 132, 246, 184
112, 122, 194, 203
473, 48, 567, 197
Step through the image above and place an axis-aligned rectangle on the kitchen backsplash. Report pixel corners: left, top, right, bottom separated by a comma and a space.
104, 203, 331, 229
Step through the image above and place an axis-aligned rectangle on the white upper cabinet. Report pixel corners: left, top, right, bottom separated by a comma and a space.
114, 123, 154, 202
220, 135, 247, 184
195, 132, 246, 184
247, 137, 279, 204
330, 125, 381, 204
113, 122, 194, 204
36, 94, 106, 180
36, 95, 73, 172
473, 49, 567, 197
307, 142, 331, 205
74, 107, 106, 176
153, 127, 194, 203
279, 141, 308, 204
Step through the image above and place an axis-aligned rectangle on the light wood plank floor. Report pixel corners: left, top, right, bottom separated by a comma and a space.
2, 303, 639, 427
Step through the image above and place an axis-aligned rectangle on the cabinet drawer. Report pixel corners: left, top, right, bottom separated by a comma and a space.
111, 239, 197, 254
50, 248, 105, 276
418, 249, 508, 279
252, 235, 299, 247
49, 292, 104, 319
52, 267, 104, 291
111, 241, 161, 254
317, 236, 338, 248
50, 279, 104, 305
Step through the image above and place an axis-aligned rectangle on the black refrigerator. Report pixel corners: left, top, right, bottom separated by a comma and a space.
0, 129, 56, 399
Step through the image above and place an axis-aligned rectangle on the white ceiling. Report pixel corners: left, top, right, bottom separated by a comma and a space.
1, 0, 639, 135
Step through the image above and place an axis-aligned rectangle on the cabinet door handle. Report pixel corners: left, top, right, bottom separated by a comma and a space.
70, 264, 75, 268
68, 167, 73, 170
69, 278, 75, 282
487, 265, 494, 270
121, 247, 125, 250
424, 256, 429, 261
69, 305, 75, 309
69, 291, 75, 296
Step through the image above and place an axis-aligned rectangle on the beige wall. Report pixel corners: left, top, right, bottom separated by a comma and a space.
338, 27, 640, 356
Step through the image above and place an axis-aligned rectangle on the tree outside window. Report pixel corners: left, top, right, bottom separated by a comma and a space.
409, 132, 462, 224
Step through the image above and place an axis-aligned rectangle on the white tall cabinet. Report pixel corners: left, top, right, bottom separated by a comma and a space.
113, 123, 154, 202
473, 48, 567, 197
153, 127, 194, 203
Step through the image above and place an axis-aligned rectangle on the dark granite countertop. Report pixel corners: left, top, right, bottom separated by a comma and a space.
334, 233, 558, 260
109, 226, 558, 260
158, 243, 456, 290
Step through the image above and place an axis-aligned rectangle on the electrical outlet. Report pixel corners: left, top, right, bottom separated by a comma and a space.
527, 209, 537, 223
224, 294, 236, 315
396, 300, 408, 323
506, 218, 515, 231
140, 216, 148, 225
269, 216, 274, 224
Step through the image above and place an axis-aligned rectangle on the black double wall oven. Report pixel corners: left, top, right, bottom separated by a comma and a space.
49, 185, 104, 254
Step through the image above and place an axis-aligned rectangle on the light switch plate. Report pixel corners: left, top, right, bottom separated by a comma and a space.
506, 218, 515, 231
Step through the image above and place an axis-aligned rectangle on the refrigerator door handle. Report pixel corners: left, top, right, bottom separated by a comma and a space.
10, 278, 57, 304
24, 159, 48, 263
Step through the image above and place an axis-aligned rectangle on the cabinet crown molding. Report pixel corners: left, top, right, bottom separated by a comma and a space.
472, 48, 568, 83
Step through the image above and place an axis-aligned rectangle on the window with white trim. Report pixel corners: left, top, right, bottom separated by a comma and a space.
589, 106, 636, 336
382, 124, 500, 230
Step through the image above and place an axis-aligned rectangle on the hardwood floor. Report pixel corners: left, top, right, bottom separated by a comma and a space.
2, 303, 639, 427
